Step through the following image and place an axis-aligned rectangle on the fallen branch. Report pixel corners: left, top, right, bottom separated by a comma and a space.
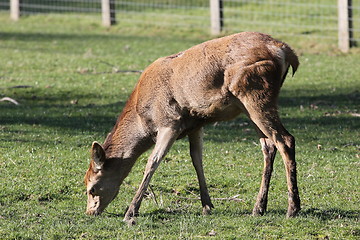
98, 60, 143, 74
114, 69, 143, 73
77, 69, 143, 74
147, 185, 159, 206
0, 85, 33, 89
124, 182, 159, 206
123, 182, 244, 204
350, 113, 360, 117
175, 194, 244, 202
0, 97, 19, 105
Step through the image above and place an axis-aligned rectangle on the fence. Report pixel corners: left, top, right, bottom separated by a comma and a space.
1, 0, 359, 52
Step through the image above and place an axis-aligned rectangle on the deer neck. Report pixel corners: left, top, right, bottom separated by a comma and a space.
102, 103, 152, 162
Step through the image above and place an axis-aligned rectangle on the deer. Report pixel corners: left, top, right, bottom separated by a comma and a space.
84, 32, 301, 225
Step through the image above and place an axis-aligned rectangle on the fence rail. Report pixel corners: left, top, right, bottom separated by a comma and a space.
1, 0, 359, 52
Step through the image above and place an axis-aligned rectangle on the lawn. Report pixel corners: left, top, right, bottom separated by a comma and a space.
0, 13, 359, 239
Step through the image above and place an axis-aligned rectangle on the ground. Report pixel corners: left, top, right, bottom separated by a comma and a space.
0, 13, 359, 239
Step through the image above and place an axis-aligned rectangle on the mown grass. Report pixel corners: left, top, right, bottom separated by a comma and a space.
0, 13, 359, 239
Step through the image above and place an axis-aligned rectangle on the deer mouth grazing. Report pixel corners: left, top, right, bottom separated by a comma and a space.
85, 195, 104, 216
86, 208, 102, 216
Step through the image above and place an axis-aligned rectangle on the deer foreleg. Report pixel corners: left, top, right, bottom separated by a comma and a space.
123, 127, 179, 225
188, 127, 214, 215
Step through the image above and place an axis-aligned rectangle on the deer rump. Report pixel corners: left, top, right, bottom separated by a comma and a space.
85, 32, 300, 224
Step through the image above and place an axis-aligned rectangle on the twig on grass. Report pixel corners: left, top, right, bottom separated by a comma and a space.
123, 181, 160, 206
184, 188, 200, 197
114, 69, 143, 74
175, 194, 244, 202
147, 185, 159, 207
123, 181, 137, 191
350, 113, 360, 117
0, 97, 19, 105
97, 60, 143, 74
123, 181, 244, 204
77, 68, 143, 74
0, 85, 33, 89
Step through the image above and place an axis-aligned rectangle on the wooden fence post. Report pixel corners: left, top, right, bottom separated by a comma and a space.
10, 0, 20, 21
102, 0, 116, 27
338, 0, 353, 52
210, 0, 223, 35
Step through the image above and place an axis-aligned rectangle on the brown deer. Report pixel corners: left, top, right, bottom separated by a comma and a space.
84, 32, 300, 224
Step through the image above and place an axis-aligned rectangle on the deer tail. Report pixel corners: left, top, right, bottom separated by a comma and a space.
283, 44, 299, 76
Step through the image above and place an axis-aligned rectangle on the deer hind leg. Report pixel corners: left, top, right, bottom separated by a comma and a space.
123, 127, 179, 225
226, 60, 300, 217
245, 104, 300, 217
252, 126, 277, 216
188, 127, 214, 215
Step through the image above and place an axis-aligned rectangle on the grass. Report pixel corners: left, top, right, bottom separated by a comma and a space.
0, 12, 359, 239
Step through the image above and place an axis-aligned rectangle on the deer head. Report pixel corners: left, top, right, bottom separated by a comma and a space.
84, 142, 122, 216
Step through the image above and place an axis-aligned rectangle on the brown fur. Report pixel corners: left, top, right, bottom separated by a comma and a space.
84, 32, 300, 223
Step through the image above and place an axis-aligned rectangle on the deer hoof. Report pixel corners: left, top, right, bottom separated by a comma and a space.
286, 206, 300, 218
123, 216, 137, 226
202, 205, 212, 215
252, 206, 265, 216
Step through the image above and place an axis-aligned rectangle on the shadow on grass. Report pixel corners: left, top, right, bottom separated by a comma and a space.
1, 84, 359, 141
279, 89, 360, 108
301, 208, 360, 220
0, 31, 203, 55
101, 206, 360, 223
266, 208, 360, 220
301, 208, 360, 221
0, 86, 126, 135
0, 31, 203, 43
104, 207, 251, 221
204, 89, 359, 143
205, 114, 358, 143
99, 208, 192, 224
0, 103, 122, 138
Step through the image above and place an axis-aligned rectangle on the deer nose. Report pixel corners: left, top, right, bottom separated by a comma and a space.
86, 202, 102, 216
86, 208, 102, 216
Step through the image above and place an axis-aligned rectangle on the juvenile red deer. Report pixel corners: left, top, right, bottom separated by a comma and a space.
84, 32, 300, 224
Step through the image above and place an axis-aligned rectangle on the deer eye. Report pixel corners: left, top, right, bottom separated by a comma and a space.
89, 187, 96, 195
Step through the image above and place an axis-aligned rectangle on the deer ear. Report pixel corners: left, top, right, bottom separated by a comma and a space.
91, 141, 106, 170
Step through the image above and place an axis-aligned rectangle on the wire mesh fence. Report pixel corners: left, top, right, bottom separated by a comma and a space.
1, 0, 359, 48
225, 1, 336, 38
2, 0, 101, 14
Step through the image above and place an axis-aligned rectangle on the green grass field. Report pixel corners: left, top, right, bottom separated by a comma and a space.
0, 13, 359, 239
